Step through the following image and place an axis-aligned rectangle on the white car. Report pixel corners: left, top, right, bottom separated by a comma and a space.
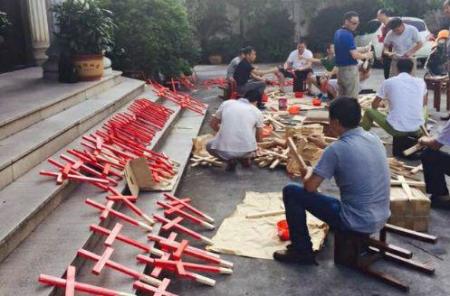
356, 17, 434, 65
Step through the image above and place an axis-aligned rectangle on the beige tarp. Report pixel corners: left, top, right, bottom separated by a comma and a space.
207, 191, 329, 260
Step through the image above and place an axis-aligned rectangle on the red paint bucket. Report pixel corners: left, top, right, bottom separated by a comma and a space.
278, 98, 288, 111
295, 92, 304, 98
277, 219, 290, 241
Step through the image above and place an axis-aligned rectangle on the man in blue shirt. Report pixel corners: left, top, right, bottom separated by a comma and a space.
419, 120, 450, 208
274, 97, 390, 265
334, 11, 373, 98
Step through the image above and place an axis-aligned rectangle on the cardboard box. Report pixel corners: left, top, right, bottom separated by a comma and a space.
388, 187, 430, 232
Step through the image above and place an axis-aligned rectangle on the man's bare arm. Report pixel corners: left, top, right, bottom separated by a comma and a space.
372, 96, 383, 109
256, 127, 264, 143
210, 116, 221, 132
303, 173, 324, 193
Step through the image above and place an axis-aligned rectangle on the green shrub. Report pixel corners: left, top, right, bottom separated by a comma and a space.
52, 0, 115, 55
245, 7, 295, 63
100, 0, 199, 79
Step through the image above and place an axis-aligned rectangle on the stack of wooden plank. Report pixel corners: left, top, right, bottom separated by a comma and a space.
389, 185, 430, 232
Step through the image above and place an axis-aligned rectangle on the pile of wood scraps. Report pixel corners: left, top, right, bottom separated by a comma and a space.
389, 158, 423, 181
254, 141, 289, 169
190, 134, 225, 168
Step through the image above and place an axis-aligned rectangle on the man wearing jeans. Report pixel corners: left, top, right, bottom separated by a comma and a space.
419, 120, 450, 208
361, 58, 427, 137
334, 11, 373, 98
273, 97, 390, 264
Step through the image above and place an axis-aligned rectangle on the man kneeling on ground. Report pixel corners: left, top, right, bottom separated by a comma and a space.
361, 58, 427, 137
274, 97, 390, 264
206, 90, 264, 171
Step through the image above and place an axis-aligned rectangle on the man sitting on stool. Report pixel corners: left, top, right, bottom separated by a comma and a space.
274, 97, 390, 264
361, 58, 427, 138
207, 90, 264, 171
419, 120, 450, 208
279, 39, 314, 93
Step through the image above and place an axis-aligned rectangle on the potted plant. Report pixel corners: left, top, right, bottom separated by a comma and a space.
0, 11, 11, 45
52, 0, 115, 81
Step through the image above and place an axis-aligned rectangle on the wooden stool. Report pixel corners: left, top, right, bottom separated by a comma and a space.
334, 224, 437, 292
220, 78, 238, 100
424, 76, 450, 112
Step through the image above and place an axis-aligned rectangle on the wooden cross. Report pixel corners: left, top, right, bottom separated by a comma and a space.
157, 200, 214, 230
38, 265, 135, 296
153, 214, 213, 245
85, 199, 152, 232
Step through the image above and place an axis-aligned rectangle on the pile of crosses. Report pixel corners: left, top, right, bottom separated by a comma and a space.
37, 93, 226, 295
149, 81, 207, 115
40, 98, 180, 190
39, 193, 232, 295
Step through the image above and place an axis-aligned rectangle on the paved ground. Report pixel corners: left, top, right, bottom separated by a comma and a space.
165, 65, 450, 296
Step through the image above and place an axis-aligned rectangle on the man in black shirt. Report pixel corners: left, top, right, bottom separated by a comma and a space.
234, 46, 279, 109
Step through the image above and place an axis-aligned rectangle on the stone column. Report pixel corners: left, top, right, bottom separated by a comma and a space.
43, 0, 62, 80
26, 0, 51, 66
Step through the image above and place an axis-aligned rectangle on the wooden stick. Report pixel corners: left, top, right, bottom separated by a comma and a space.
403, 144, 424, 156
410, 164, 423, 175
391, 179, 425, 189
398, 176, 414, 201
246, 210, 285, 219
287, 137, 307, 170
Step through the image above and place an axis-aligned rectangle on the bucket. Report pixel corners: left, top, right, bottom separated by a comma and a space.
277, 219, 290, 241
288, 105, 300, 115
312, 98, 322, 106
295, 92, 304, 98
278, 98, 288, 111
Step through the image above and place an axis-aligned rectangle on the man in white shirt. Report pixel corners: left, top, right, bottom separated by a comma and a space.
207, 89, 264, 171
384, 18, 423, 77
361, 58, 427, 136
279, 39, 314, 92
419, 120, 450, 208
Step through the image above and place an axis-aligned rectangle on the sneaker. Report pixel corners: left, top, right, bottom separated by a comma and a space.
225, 160, 237, 171
273, 249, 317, 265
431, 195, 450, 209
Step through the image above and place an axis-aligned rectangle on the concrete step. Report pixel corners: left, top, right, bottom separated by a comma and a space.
0, 86, 171, 266
0, 89, 205, 296
0, 78, 145, 191
0, 68, 123, 140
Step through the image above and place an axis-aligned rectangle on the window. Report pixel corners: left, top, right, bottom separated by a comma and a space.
403, 19, 426, 32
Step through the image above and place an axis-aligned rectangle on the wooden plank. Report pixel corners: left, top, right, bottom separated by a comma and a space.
383, 224, 438, 244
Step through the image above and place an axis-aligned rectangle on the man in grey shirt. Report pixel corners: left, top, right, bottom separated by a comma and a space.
226, 48, 245, 80
384, 17, 423, 77
274, 97, 390, 264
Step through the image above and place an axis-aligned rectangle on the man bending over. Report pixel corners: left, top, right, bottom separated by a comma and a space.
207, 90, 264, 171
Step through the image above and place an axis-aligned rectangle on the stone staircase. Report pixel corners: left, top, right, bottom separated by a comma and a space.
0, 69, 207, 295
